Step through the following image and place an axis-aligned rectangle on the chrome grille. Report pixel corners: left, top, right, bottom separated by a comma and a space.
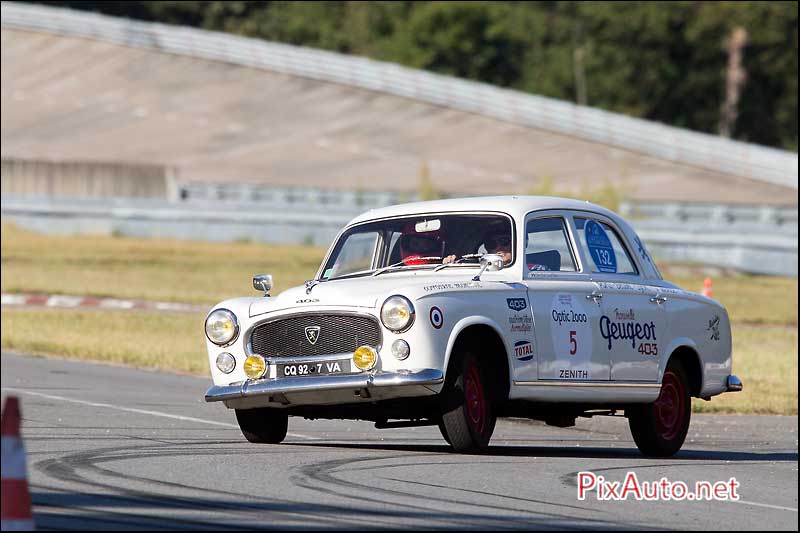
249, 314, 381, 358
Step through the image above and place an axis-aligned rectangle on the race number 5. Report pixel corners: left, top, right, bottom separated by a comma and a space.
569, 330, 577, 355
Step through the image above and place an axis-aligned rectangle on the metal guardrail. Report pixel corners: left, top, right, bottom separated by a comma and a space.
619, 201, 798, 228
2, 1, 797, 190
175, 182, 800, 229
175, 182, 421, 212
0, 196, 351, 247
1, 195, 796, 276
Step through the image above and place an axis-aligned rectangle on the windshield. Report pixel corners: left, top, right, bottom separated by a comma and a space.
320, 213, 514, 280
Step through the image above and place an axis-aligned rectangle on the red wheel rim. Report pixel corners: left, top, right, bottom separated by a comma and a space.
654, 370, 685, 441
464, 359, 487, 435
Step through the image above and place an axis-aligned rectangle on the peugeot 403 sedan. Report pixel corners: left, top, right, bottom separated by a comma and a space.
203, 196, 742, 456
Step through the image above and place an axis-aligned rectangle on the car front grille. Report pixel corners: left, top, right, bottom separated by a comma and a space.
249, 313, 382, 358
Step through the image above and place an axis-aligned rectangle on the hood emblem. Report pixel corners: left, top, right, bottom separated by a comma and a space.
304, 326, 321, 345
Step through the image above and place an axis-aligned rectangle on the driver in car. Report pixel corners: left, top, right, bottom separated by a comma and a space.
400, 223, 447, 265
442, 225, 512, 265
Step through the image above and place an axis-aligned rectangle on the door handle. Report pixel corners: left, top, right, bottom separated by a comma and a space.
586, 291, 603, 302
649, 295, 667, 304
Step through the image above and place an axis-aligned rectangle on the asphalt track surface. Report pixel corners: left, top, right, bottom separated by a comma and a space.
2, 352, 797, 530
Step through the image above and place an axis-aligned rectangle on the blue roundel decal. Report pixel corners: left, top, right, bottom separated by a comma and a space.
585, 220, 617, 274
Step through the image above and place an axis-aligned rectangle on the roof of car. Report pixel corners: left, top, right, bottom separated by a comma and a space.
347, 195, 620, 226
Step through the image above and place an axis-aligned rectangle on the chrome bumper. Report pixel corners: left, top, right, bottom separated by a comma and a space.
726, 374, 743, 392
205, 368, 444, 405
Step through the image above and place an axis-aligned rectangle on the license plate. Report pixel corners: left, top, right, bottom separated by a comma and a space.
279, 359, 351, 378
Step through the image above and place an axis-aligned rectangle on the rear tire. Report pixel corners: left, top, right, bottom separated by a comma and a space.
235, 408, 288, 444
438, 351, 496, 453
628, 360, 691, 457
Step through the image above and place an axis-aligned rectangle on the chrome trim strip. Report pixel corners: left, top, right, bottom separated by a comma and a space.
514, 381, 662, 388
726, 374, 743, 392
205, 368, 444, 403
264, 352, 354, 365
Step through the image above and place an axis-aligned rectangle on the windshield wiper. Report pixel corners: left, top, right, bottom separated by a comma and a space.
433, 254, 483, 272
325, 268, 379, 281
372, 257, 443, 277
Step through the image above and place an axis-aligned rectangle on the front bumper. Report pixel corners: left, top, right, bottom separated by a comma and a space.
205, 368, 444, 409
726, 374, 743, 392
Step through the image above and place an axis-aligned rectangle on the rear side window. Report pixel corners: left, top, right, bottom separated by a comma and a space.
524, 217, 577, 273
574, 217, 638, 275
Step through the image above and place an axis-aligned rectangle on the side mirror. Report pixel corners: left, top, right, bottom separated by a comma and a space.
253, 274, 273, 297
480, 253, 505, 272
473, 254, 504, 281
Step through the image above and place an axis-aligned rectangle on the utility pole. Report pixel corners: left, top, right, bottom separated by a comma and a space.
573, 22, 587, 106
720, 26, 748, 138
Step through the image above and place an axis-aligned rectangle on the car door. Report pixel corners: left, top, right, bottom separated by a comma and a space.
521, 212, 610, 382
572, 215, 666, 382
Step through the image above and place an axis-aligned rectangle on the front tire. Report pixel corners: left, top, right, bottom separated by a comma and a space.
235, 408, 288, 444
628, 361, 691, 457
438, 351, 496, 453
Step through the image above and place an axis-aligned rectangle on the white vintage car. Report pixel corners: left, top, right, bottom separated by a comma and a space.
204, 196, 741, 456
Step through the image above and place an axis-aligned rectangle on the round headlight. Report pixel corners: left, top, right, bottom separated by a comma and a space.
391, 339, 410, 361
380, 295, 415, 332
205, 309, 239, 346
216, 352, 236, 374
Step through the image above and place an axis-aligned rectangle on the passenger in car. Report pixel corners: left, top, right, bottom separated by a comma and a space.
442, 224, 513, 265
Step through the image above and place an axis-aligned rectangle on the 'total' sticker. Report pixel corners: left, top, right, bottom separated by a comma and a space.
429, 306, 444, 329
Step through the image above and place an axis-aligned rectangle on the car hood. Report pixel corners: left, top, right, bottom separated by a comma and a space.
248, 270, 495, 317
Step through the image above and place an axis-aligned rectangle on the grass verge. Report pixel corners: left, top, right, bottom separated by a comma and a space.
2, 309, 796, 415
1, 223, 325, 305
668, 274, 797, 327
693, 325, 797, 415
2, 222, 797, 414
3, 223, 797, 324
1, 308, 209, 376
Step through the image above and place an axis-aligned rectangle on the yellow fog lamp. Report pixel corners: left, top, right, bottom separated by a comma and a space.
243, 354, 267, 379
353, 345, 378, 371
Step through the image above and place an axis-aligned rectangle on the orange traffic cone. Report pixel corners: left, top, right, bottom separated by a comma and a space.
1, 396, 35, 531
702, 277, 713, 298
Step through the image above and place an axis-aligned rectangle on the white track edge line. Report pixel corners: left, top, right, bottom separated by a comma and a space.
1, 387, 315, 440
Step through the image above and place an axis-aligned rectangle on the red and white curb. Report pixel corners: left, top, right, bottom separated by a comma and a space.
1, 293, 205, 313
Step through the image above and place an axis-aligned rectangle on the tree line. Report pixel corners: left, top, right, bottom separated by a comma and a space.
38, 1, 798, 150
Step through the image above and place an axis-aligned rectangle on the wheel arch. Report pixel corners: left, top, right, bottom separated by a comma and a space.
445, 318, 510, 404
665, 344, 703, 398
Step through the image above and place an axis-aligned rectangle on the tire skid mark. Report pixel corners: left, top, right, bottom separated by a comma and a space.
32, 442, 460, 528
32, 446, 348, 528
381, 476, 592, 513
288, 453, 632, 530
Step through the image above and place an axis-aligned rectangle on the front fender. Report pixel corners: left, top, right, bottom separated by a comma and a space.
443, 316, 510, 382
